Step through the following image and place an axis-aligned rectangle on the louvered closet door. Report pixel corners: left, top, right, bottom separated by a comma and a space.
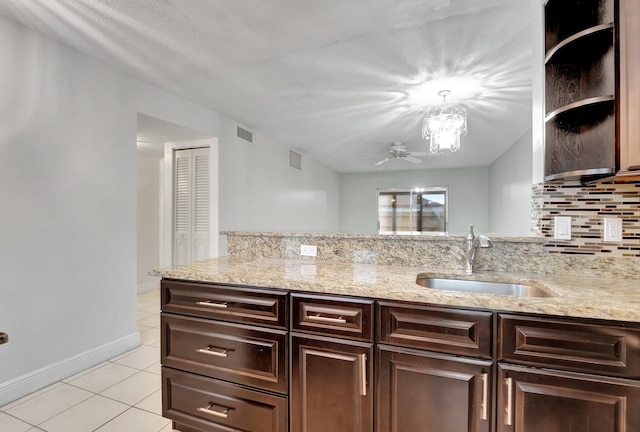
173, 148, 210, 266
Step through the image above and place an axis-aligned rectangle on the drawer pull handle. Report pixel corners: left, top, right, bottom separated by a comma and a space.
480, 372, 488, 420
196, 300, 228, 309
197, 403, 232, 419
307, 314, 347, 324
196, 346, 231, 357
505, 377, 513, 426
359, 353, 367, 396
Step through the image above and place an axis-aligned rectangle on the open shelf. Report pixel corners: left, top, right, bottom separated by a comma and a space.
544, 102, 615, 180
545, 0, 614, 50
544, 0, 616, 181
545, 23, 613, 64
545, 95, 614, 123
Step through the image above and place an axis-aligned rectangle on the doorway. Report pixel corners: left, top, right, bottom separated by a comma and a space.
136, 113, 219, 293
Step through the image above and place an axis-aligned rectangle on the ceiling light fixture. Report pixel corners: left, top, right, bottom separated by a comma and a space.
422, 90, 467, 154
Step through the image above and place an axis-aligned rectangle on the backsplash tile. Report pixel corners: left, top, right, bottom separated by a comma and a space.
532, 181, 640, 257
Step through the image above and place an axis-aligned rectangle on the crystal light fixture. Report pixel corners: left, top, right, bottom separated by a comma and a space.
422, 90, 467, 154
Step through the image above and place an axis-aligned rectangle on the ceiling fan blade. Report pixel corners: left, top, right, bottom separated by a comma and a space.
410, 152, 428, 156
374, 157, 390, 166
404, 156, 423, 164
360, 154, 388, 159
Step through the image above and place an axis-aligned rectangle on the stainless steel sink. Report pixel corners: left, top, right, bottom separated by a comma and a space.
416, 277, 555, 298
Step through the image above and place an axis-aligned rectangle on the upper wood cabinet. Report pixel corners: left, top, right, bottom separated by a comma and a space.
618, 0, 640, 175
544, 0, 616, 180
544, 0, 640, 181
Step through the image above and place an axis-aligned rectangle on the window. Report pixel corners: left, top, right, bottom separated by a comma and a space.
377, 187, 448, 234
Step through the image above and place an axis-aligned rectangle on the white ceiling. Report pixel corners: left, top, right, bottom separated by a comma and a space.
0, 0, 533, 173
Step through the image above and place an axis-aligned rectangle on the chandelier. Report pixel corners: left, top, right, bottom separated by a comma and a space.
422, 90, 467, 154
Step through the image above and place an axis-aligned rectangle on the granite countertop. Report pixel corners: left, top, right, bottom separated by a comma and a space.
152, 256, 640, 323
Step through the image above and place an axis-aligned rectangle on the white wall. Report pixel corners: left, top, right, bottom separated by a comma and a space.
339, 167, 490, 235
217, 115, 341, 253
488, 131, 533, 235
531, 0, 545, 184
137, 150, 162, 293
0, 15, 220, 405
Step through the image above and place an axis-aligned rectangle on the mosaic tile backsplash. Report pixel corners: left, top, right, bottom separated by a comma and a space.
532, 181, 640, 257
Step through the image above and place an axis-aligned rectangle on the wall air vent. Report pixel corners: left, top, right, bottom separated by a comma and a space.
289, 150, 302, 170
236, 126, 253, 143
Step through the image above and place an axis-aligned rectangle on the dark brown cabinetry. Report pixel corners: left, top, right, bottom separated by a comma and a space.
498, 313, 640, 432
544, 0, 640, 181
618, 0, 640, 176
290, 294, 374, 432
291, 335, 373, 432
377, 301, 494, 432
544, 0, 616, 180
496, 364, 640, 432
161, 280, 289, 432
378, 346, 492, 432
378, 301, 493, 359
163, 368, 288, 432
161, 278, 640, 432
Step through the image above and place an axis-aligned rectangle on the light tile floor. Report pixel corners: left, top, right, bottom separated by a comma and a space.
0, 289, 177, 432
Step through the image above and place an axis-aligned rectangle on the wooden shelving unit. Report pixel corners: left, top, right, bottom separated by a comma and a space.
544, 0, 616, 180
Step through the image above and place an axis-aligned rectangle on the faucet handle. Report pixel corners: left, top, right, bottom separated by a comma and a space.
468, 224, 475, 239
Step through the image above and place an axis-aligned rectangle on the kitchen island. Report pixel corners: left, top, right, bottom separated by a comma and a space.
154, 255, 640, 432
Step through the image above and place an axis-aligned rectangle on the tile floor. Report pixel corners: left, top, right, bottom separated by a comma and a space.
0, 289, 177, 432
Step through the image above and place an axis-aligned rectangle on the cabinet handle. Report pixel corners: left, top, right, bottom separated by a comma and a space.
197, 403, 232, 419
505, 377, 513, 426
359, 353, 367, 396
307, 314, 347, 324
480, 372, 488, 420
196, 346, 231, 357
196, 300, 228, 309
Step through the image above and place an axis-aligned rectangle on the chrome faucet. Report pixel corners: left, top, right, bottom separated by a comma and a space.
466, 225, 494, 274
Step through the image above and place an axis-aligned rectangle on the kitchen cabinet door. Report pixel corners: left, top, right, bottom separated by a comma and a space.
618, 0, 640, 174
497, 363, 640, 432
377, 346, 492, 432
291, 334, 373, 432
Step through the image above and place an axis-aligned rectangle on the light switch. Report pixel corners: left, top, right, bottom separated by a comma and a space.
300, 244, 318, 257
604, 218, 623, 242
554, 216, 572, 240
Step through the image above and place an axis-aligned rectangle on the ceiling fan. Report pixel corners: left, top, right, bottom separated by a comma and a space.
364, 141, 427, 166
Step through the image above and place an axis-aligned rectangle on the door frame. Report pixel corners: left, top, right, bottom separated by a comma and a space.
160, 138, 219, 268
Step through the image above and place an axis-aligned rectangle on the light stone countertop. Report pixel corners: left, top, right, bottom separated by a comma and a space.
151, 256, 640, 323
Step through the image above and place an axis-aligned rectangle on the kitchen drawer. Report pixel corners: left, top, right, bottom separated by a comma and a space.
292, 293, 374, 341
162, 279, 288, 328
378, 301, 494, 359
162, 367, 287, 432
499, 314, 640, 378
161, 313, 288, 394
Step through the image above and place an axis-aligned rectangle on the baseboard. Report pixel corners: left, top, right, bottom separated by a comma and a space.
137, 280, 159, 294
0, 332, 140, 406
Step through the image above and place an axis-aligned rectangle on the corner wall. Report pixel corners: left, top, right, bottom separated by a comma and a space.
137, 150, 162, 293
0, 15, 220, 405
488, 131, 533, 235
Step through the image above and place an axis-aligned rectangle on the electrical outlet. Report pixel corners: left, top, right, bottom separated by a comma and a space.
554, 216, 572, 240
604, 218, 623, 242
300, 244, 318, 257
